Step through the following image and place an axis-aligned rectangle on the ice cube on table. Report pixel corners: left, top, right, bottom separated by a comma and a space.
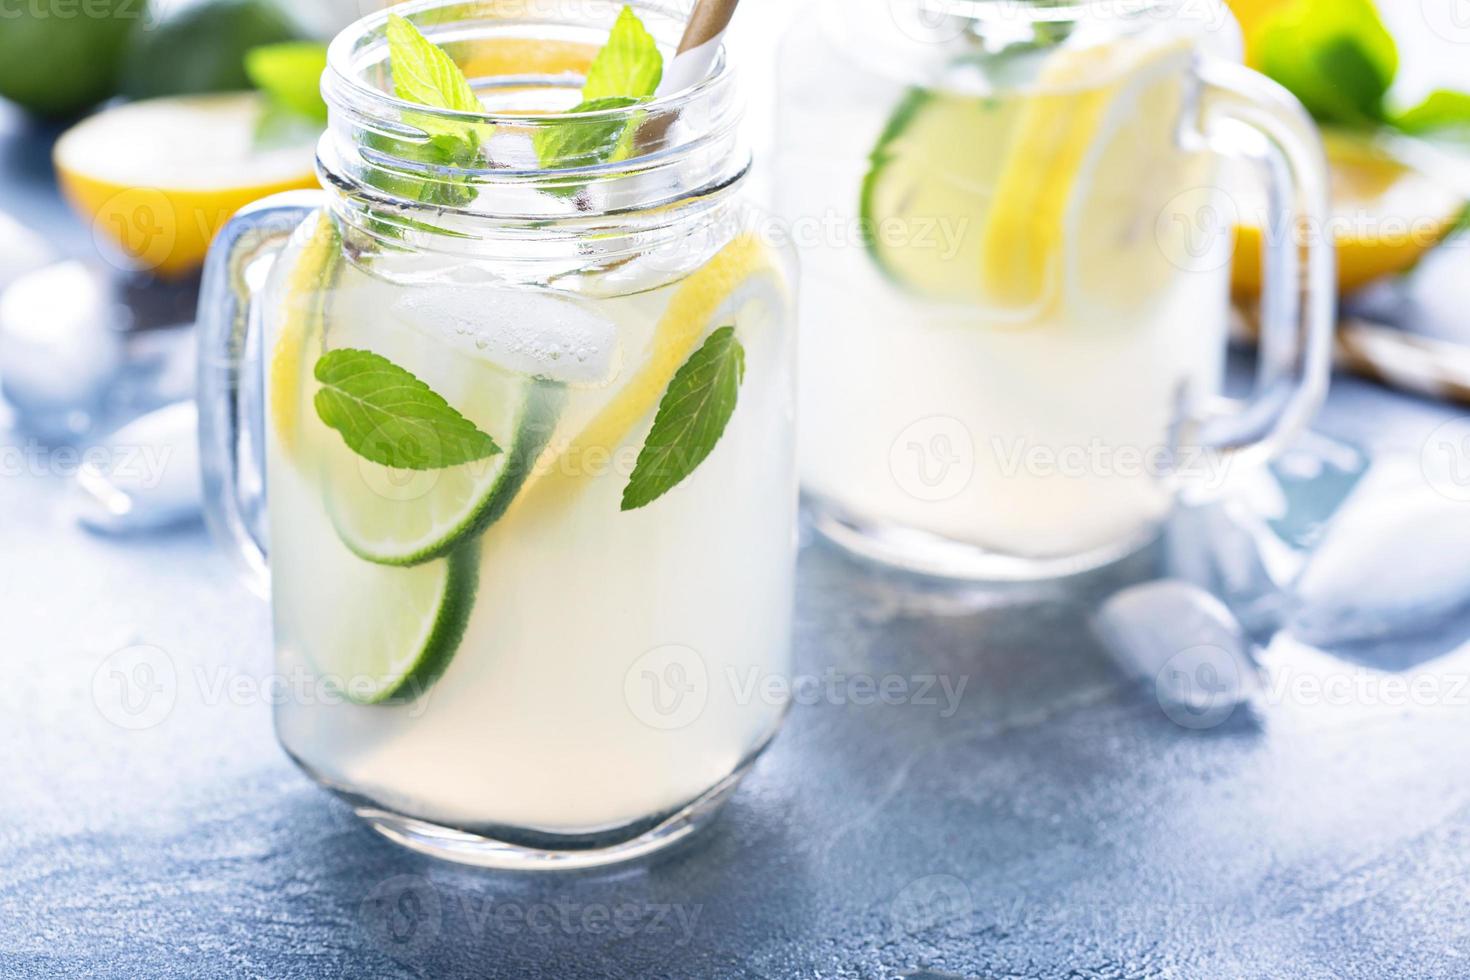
0, 211, 55, 292
1165, 467, 1303, 640
73, 401, 201, 534
1290, 455, 1470, 647
391, 288, 619, 385
1093, 579, 1261, 729
0, 261, 127, 440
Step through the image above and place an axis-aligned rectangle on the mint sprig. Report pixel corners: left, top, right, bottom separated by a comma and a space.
622, 326, 744, 511
313, 349, 500, 470
535, 5, 663, 172
583, 5, 663, 102
386, 14, 482, 115
382, 14, 483, 208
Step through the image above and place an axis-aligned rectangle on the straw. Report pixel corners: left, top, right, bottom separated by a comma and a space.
656, 0, 742, 96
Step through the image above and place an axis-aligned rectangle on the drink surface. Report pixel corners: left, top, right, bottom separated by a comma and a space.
778, 14, 1233, 563
264, 217, 796, 834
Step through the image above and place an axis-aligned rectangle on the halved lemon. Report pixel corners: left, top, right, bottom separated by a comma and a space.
55, 92, 319, 279
1231, 130, 1467, 298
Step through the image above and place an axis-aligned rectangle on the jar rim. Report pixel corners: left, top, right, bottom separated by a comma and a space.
324, 0, 738, 134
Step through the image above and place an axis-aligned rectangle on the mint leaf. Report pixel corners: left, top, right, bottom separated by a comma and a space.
583, 5, 663, 101
1256, 0, 1396, 127
622, 327, 743, 511
313, 349, 500, 470
246, 42, 329, 122
1394, 90, 1470, 135
386, 14, 482, 114
533, 95, 644, 169
380, 14, 485, 209
535, 5, 662, 175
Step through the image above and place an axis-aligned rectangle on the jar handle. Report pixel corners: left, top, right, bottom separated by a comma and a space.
196, 191, 325, 599
1192, 57, 1336, 458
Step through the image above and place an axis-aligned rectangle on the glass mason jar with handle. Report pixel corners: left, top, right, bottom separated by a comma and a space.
198, 0, 797, 869
777, 0, 1334, 580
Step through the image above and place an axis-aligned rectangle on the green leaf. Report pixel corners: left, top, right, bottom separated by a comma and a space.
1393, 90, 1470, 135
622, 327, 744, 512
533, 6, 662, 177
386, 14, 482, 114
313, 349, 500, 470
246, 42, 329, 122
583, 5, 663, 102
533, 95, 644, 169
1256, 0, 1396, 127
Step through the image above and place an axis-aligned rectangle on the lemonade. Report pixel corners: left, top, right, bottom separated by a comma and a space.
777, 2, 1248, 577
196, 1, 798, 866
265, 216, 794, 842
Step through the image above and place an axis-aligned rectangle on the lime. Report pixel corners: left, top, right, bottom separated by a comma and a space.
0, 0, 138, 117
289, 537, 480, 705
120, 0, 303, 100
859, 89, 1005, 303
319, 376, 564, 567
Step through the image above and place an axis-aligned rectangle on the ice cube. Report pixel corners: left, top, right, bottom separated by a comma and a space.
73, 401, 201, 534
0, 261, 127, 440
1290, 455, 1470, 647
392, 288, 619, 385
0, 210, 55, 292
1093, 579, 1261, 729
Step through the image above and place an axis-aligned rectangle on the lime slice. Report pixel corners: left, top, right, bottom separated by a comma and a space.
310, 286, 573, 567
284, 536, 479, 705
859, 89, 1005, 303
319, 375, 563, 566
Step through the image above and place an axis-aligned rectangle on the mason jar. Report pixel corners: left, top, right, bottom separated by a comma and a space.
776, 0, 1334, 580
198, 0, 797, 869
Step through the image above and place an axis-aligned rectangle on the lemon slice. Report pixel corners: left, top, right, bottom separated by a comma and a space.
1232, 130, 1466, 298
515, 233, 787, 516
979, 37, 1195, 313
269, 212, 342, 461
861, 38, 1196, 317
55, 92, 319, 279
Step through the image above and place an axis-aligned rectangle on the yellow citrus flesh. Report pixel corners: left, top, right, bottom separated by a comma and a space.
978, 38, 1195, 313
1232, 131, 1466, 298
459, 37, 598, 78
54, 92, 319, 279
513, 234, 785, 518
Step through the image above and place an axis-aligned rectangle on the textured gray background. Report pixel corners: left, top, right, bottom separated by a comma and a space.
4, 102, 1470, 980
